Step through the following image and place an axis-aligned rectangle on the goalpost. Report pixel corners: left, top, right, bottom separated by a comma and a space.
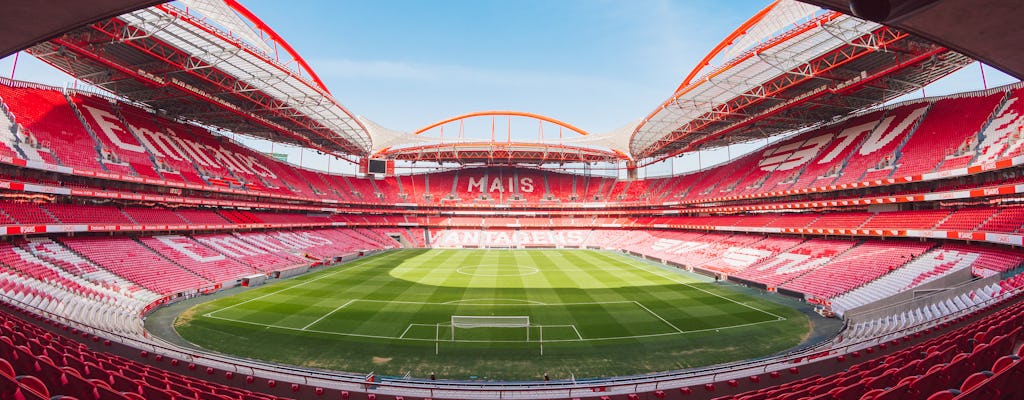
450, 315, 531, 341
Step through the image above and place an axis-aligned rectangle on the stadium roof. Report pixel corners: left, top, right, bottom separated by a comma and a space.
373, 111, 631, 165
628, 0, 971, 165
803, 0, 1024, 81
4, 0, 1022, 166
24, 0, 372, 159
0, 0, 163, 59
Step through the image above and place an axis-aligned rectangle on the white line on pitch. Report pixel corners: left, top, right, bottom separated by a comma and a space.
302, 299, 356, 330
207, 314, 406, 341
633, 301, 684, 333
206, 314, 787, 343
571, 325, 584, 340
206, 251, 403, 318
680, 319, 785, 334
354, 299, 634, 307
626, 261, 787, 320
441, 298, 547, 305
398, 324, 414, 339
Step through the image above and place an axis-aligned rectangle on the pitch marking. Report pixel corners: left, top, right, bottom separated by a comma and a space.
571, 325, 584, 340
625, 261, 788, 321
455, 265, 540, 277
302, 299, 356, 330
209, 314, 783, 343
442, 298, 546, 305
205, 252, 405, 318
633, 301, 684, 333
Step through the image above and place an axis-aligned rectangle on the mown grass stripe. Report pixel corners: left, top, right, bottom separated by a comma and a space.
176, 249, 809, 380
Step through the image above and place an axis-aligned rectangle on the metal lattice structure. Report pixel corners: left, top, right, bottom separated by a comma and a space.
375, 111, 631, 165
20, 0, 977, 166
629, 0, 972, 165
27, 0, 371, 158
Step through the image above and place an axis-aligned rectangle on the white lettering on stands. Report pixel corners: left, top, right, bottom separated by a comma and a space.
467, 177, 485, 193
242, 154, 278, 179
488, 178, 505, 193
241, 234, 286, 252
651, 238, 681, 252
156, 235, 225, 262
210, 146, 253, 175
859, 106, 928, 155
432, 230, 586, 247
168, 130, 218, 168
465, 177, 537, 193
758, 133, 833, 172
132, 126, 186, 161
520, 177, 534, 192
198, 236, 267, 257
817, 120, 875, 164
721, 247, 773, 268
80, 105, 146, 154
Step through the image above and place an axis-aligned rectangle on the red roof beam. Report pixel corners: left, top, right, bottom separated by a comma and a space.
156, 3, 369, 150
640, 43, 947, 166
638, 25, 912, 160
85, 17, 362, 155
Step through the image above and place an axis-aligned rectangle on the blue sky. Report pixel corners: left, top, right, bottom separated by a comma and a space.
237, 0, 769, 133
0, 0, 1018, 176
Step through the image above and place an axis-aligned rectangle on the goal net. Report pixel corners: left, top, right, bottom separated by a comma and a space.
449, 316, 530, 341
451, 315, 530, 329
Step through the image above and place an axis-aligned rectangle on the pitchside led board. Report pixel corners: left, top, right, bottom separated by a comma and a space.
359, 158, 395, 176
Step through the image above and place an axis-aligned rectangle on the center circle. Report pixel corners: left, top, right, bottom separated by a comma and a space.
456, 264, 540, 277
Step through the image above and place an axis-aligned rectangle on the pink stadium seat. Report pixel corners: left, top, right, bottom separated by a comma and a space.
60, 236, 210, 295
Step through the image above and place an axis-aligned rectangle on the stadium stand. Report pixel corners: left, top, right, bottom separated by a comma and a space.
0, 3, 1020, 398
779, 241, 934, 299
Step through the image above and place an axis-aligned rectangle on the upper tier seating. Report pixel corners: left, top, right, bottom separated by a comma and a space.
71, 94, 161, 179
976, 87, 1024, 164
789, 111, 885, 190
117, 105, 206, 184
833, 103, 930, 185
892, 92, 1003, 176
2, 80, 1024, 208
0, 84, 104, 171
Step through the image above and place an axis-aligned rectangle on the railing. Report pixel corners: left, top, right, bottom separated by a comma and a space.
843, 273, 1003, 324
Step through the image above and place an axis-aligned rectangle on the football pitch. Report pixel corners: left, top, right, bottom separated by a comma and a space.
175, 249, 810, 380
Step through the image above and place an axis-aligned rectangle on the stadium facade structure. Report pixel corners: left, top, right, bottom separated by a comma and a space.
0, 0, 1021, 399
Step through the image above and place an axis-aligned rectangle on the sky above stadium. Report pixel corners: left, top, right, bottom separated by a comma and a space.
0, 0, 1018, 175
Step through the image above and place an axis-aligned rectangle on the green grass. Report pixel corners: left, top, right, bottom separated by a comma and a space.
175, 249, 809, 380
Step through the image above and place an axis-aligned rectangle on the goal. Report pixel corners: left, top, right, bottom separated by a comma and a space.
449, 315, 530, 341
